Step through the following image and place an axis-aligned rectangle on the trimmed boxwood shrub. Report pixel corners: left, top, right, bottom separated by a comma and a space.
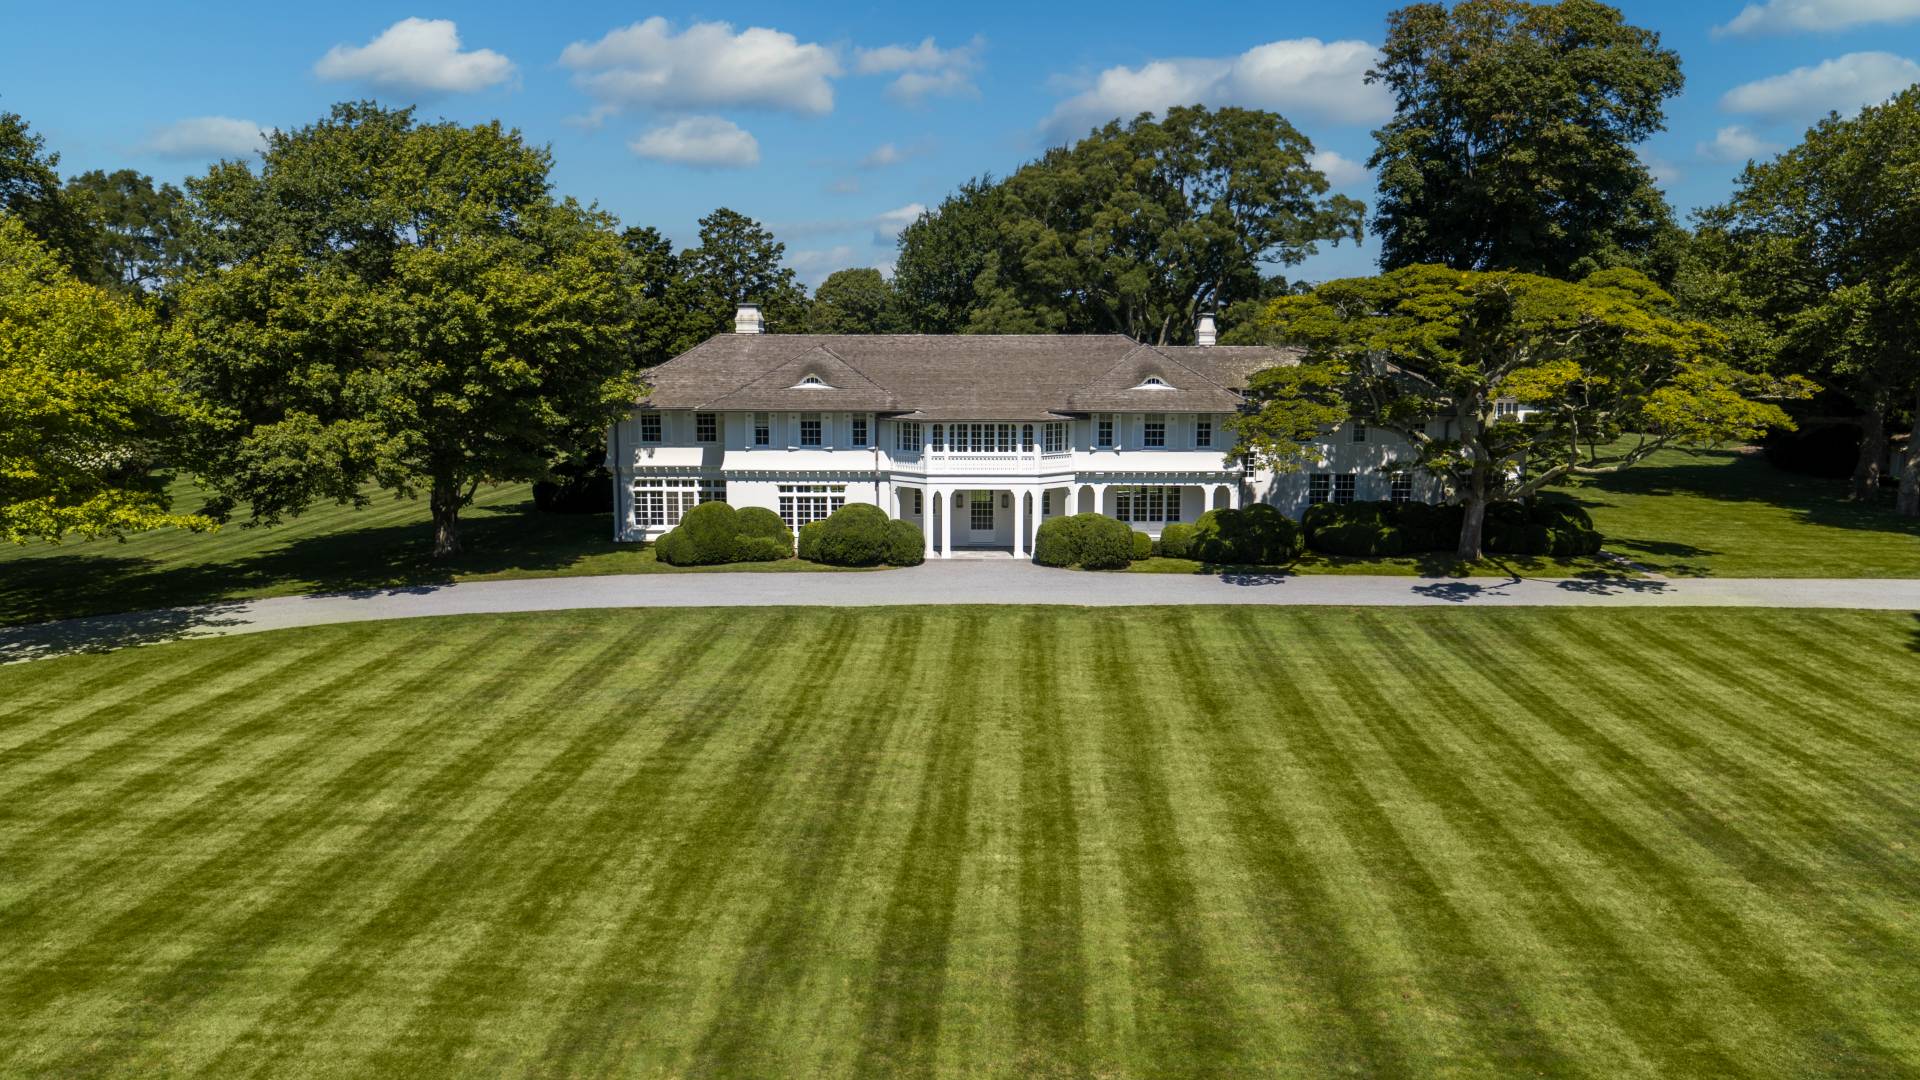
1132, 531, 1153, 561
884, 519, 925, 566
658, 501, 798, 565
1313, 521, 1408, 557
801, 503, 922, 566
1033, 513, 1135, 570
1481, 499, 1604, 556
656, 501, 742, 566
1300, 497, 1599, 558
1189, 504, 1303, 565
1158, 522, 1197, 560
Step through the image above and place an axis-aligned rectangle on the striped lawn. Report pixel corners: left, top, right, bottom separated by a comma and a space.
0, 607, 1915, 1078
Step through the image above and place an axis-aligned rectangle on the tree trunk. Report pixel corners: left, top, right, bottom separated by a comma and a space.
1898, 388, 1920, 518
1851, 404, 1888, 501
1456, 475, 1488, 562
431, 475, 463, 558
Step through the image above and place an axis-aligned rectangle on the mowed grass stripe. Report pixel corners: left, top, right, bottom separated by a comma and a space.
183, 614, 708, 1077
1450, 613, 1907, 1073
9, 620, 570, 1074
0, 607, 1915, 1078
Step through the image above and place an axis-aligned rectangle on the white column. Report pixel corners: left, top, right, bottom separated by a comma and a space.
922, 488, 935, 559
1091, 484, 1108, 517
1011, 488, 1026, 558
940, 487, 953, 558
1226, 483, 1241, 510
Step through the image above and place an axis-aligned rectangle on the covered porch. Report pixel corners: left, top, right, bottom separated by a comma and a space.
899, 478, 1243, 559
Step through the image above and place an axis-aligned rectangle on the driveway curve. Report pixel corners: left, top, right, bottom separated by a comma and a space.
4, 560, 1918, 663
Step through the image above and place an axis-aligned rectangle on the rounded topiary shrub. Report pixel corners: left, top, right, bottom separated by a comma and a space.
796, 519, 826, 563
656, 500, 742, 565
1158, 522, 1197, 559
731, 536, 791, 562
735, 506, 794, 556
804, 503, 900, 567
1190, 505, 1302, 565
1033, 513, 1134, 570
1132, 530, 1153, 561
884, 518, 925, 566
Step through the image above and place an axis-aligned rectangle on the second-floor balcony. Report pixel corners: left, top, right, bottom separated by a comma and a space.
886, 447, 1238, 475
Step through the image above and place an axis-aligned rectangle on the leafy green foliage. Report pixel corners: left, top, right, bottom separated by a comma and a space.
1696, 86, 1920, 511
883, 518, 924, 567
167, 102, 635, 557
806, 268, 899, 333
1032, 512, 1138, 570
893, 107, 1362, 341
801, 503, 905, 567
62, 169, 186, 295
1367, 0, 1684, 280
679, 208, 810, 336
657, 500, 747, 566
1188, 505, 1304, 564
0, 216, 211, 543
1131, 530, 1153, 561
1238, 264, 1807, 557
0, 111, 93, 281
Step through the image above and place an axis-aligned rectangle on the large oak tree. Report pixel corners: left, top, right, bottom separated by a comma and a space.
1232, 265, 1807, 558
1367, 0, 1684, 281
168, 102, 634, 557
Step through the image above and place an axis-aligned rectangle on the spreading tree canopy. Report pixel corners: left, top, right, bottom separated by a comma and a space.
167, 102, 635, 557
0, 215, 210, 542
677, 208, 810, 337
806, 268, 899, 334
64, 169, 187, 296
1367, 0, 1684, 280
1696, 87, 1920, 513
0, 111, 95, 283
892, 107, 1362, 341
1232, 265, 1808, 558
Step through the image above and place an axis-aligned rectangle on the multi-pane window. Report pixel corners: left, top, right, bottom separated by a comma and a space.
1022, 424, 1035, 451
852, 416, 868, 446
912, 490, 923, 514
1334, 474, 1357, 504
1097, 415, 1114, 447
1390, 471, 1413, 504
1042, 422, 1068, 455
695, 412, 718, 442
895, 421, 922, 451
753, 413, 771, 446
1114, 486, 1181, 523
1351, 421, 1367, 443
1195, 418, 1212, 447
1308, 474, 1332, 504
970, 492, 994, 531
1496, 400, 1522, 418
639, 413, 662, 443
632, 477, 725, 527
799, 414, 823, 446
778, 484, 845, 526
1144, 414, 1166, 447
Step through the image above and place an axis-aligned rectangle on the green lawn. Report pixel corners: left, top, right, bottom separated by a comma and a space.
0, 479, 861, 626
1561, 446, 1920, 577
2, 606, 1915, 1077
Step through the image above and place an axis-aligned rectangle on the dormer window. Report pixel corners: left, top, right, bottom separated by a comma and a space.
791, 374, 832, 390
1130, 376, 1175, 390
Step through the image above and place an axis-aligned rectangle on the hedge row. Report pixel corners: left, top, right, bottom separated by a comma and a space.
1300, 499, 1601, 557
656, 501, 794, 565
798, 503, 924, 566
1033, 513, 1137, 570
1158, 504, 1302, 565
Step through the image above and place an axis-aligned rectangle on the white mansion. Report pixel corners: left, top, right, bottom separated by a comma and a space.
608, 305, 1446, 557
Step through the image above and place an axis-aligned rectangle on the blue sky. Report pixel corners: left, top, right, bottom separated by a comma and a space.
5, 1, 1919, 286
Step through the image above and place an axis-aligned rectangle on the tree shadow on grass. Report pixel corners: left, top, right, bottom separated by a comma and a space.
0, 498, 621, 627
1908, 614, 1920, 655
1570, 449, 1920, 537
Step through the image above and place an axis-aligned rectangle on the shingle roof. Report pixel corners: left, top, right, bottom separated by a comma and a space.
639, 334, 1302, 419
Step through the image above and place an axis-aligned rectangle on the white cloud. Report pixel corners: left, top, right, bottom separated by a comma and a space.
140, 116, 268, 159
561, 18, 840, 116
1043, 38, 1390, 137
629, 117, 760, 168
1641, 153, 1685, 187
1717, 0, 1920, 36
1720, 51, 1920, 121
871, 203, 926, 244
314, 18, 514, 95
855, 37, 983, 103
1696, 125, 1783, 163
1308, 149, 1370, 188
862, 143, 904, 168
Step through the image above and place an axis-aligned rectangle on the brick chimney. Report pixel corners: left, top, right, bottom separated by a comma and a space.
734, 303, 764, 334
1196, 312, 1217, 347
